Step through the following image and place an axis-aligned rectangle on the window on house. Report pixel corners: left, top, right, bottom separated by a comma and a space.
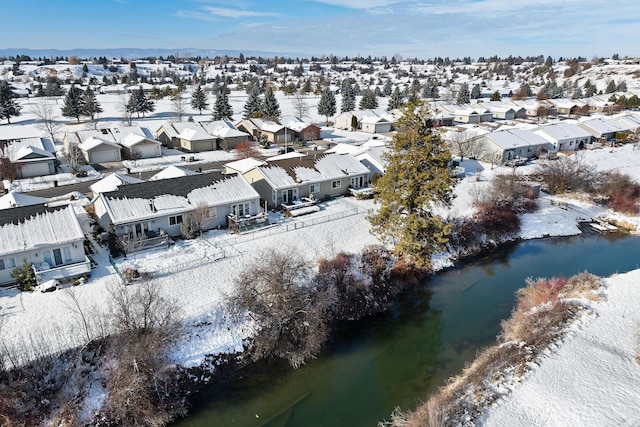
309, 183, 320, 193
0, 259, 4, 270
206, 207, 217, 219
169, 215, 183, 226
331, 180, 341, 189
5, 258, 15, 269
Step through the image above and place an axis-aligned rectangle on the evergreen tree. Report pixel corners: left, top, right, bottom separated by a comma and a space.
605, 79, 617, 94
213, 84, 233, 120
470, 84, 481, 100
260, 86, 281, 121
382, 79, 393, 96
388, 86, 404, 110
359, 88, 378, 109
243, 84, 262, 119
11, 258, 36, 292
341, 82, 356, 113
368, 101, 456, 269
61, 84, 85, 122
490, 91, 502, 101
456, 82, 470, 104
127, 86, 155, 118
82, 87, 102, 120
0, 81, 22, 124
572, 86, 584, 100
191, 85, 209, 114
317, 87, 336, 126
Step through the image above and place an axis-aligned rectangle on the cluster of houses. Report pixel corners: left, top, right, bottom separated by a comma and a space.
0, 138, 385, 286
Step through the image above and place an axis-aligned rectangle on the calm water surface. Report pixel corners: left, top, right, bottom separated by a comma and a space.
175, 231, 640, 427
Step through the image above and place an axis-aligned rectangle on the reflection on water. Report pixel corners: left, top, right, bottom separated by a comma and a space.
175, 231, 640, 427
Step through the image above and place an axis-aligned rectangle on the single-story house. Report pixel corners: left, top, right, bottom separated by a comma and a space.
473, 102, 517, 120
480, 128, 550, 163
78, 137, 122, 164
508, 100, 558, 119
334, 109, 395, 133
612, 113, 640, 135
534, 122, 593, 151
93, 172, 266, 248
171, 122, 218, 152
281, 116, 321, 142
355, 146, 388, 179
1, 137, 57, 179
0, 205, 91, 285
242, 153, 371, 209
577, 117, 629, 142
199, 120, 250, 150
154, 121, 180, 148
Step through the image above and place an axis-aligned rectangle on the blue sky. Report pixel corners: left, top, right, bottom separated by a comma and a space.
4, 0, 640, 58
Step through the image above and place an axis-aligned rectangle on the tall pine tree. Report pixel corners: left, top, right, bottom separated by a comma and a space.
368, 101, 457, 269
0, 81, 22, 124
191, 85, 209, 114
243, 84, 262, 119
212, 84, 233, 120
359, 88, 378, 109
388, 86, 404, 110
317, 87, 336, 126
341, 80, 355, 113
127, 86, 155, 118
260, 86, 281, 121
82, 87, 103, 120
61, 84, 85, 122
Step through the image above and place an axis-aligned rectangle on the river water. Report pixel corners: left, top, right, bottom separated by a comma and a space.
174, 230, 640, 427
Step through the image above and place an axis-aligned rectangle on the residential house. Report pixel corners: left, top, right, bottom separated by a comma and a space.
199, 120, 250, 150
473, 102, 517, 120
109, 127, 162, 159
534, 122, 593, 151
480, 128, 550, 163
439, 105, 493, 124
171, 122, 218, 152
577, 117, 629, 143
334, 109, 395, 133
154, 121, 180, 147
0, 205, 91, 285
551, 99, 589, 117
1, 137, 57, 178
242, 153, 371, 209
93, 172, 265, 249
612, 112, 640, 136
280, 116, 321, 142
508, 100, 558, 119
77, 137, 122, 163
236, 118, 292, 144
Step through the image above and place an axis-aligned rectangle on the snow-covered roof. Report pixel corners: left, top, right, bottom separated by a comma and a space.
485, 128, 549, 150
0, 191, 48, 210
10, 146, 55, 162
224, 157, 266, 174
254, 165, 299, 189
0, 206, 84, 257
314, 153, 370, 178
326, 143, 360, 155
4, 137, 55, 162
199, 121, 248, 138
149, 166, 197, 181
578, 118, 629, 136
173, 123, 213, 141
119, 132, 161, 148
76, 129, 117, 143
534, 122, 592, 142
102, 174, 258, 225
89, 173, 144, 196
78, 137, 121, 151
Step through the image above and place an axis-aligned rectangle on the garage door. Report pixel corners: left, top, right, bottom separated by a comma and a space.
137, 144, 159, 158
20, 162, 52, 178
91, 150, 118, 163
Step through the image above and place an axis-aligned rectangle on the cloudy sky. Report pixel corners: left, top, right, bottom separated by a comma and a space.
5, 0, 640, 59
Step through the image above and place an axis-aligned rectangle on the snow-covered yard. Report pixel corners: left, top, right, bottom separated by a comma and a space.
2, 88, 640, 424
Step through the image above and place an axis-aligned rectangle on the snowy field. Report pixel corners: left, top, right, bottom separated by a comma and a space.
2, 89, 640, 424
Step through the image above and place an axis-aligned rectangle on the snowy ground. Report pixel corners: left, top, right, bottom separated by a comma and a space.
2, 90, 640, 424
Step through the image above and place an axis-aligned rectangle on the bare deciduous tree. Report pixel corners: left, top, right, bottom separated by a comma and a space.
31, 99, 62, 143
230, 249, 330, 368
446, 129, 480, 162
118, 93, 134, 126
171, 90, 186, 122
292, 92, 310, 118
